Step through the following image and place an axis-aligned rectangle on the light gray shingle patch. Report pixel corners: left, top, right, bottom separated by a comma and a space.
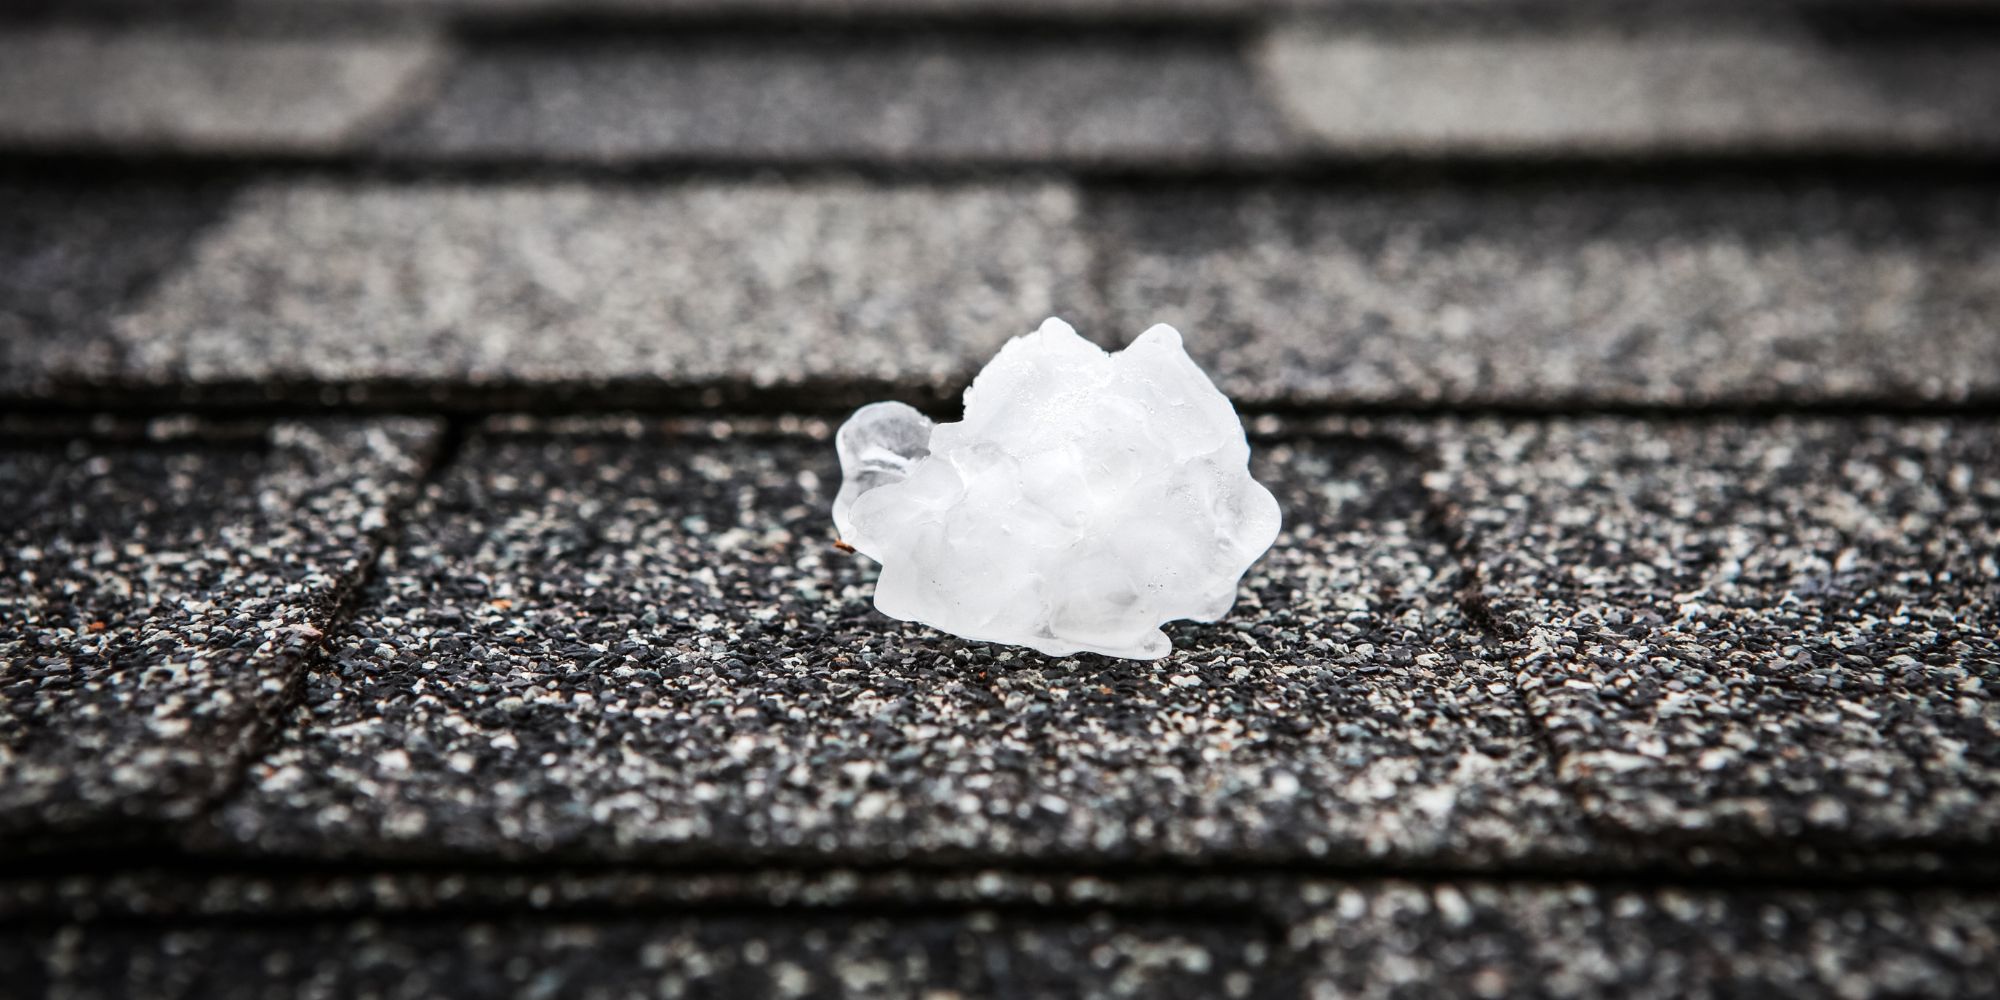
0, 419, 441, 848
1096, 182, 2000, 408
0, 179, 240, 400
1258, 28, 2000, 156
1433, 418, 1999, 846
201, 421, 1579, 867
105, 179, 1090, 404
1284, 881, 2000, 1000
378, 35, 1291, 166
0, 29, 444, 153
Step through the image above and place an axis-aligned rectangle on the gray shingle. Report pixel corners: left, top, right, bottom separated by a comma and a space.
0, 28, 443, 153
23, 175, 2000, 412
378, 34, 1292, 166
198, 419, 1580, 867
0, 178, 239, 399
1259, 28, 2000, 156
6, 873, 1997, 1000
1432, 417, 1999, 846
0, 866, 1248, 920
12, 912, 1285, 999
1284, 880, 2000, 1000
0, 418, 440, 847
1096, 181, 2000, 408
50, 178, 1092, 408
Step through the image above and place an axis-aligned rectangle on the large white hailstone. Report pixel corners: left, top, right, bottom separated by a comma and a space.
832, 318, 1281, 660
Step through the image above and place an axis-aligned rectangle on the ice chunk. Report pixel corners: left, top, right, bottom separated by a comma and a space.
833, 401, 934, 543
832, 317, 1281, 660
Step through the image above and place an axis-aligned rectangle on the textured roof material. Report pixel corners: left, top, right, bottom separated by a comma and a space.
1434, 417, 2000, 846
12, 19, 1999, 164
197, 421, 1585, 867
0, 419, 439, 845
0, 29, 443, 153
7, 178, 1091, 409
1098, 180, 2000, 407
1259, 28, 2000, 156
0, 178, 240, 400
4, 872, 1996, 999
11, 175, 2000, 411
380, 33, 1293, 166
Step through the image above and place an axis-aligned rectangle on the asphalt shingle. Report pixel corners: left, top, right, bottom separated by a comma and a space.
1432, 418, 1999, 846
19, 178, 1091, 410
5, 873, 1996, 1000
198, 419, 1580, 867
8, 19, 2000, 166
19, 175, 2000, 412
0, 418, 440, 847
1258, 27, 2000, 156
1283, 880, 2000, 1000
378, 32, 1291, 166
13, 913, 1284, 1000
0, 28, 443, 154
1097, 181, 2000, 408
0, 178, 240, 401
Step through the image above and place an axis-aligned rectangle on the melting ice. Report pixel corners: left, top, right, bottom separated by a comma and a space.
833, 318, 1281, 660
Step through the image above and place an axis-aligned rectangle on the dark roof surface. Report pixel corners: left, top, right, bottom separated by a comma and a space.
11, 880, 2000, 1000
197, 424, 1579, 868
1, 1, 1997, 996
1438, 418, 2000, 847
1, 418, 438, 847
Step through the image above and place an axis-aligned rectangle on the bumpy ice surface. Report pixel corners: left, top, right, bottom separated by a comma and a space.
833, 318, 1281, 660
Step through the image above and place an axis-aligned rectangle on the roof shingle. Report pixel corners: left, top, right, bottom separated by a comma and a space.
1435, 417, 2000, 846
0, 28, 443, 154
0, 418, 439, 847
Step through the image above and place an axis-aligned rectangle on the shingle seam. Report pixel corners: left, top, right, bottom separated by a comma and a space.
170, 418, 464, 849
1393, 424, 1983, 874
1401, 427, 1637, 879
6, 856, 2000, 906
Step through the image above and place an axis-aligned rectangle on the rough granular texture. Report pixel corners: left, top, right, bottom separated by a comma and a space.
200, 420, 1581, 867
10, 912, 1285, 1000
6, 874, 1996, 1000
104, 178, 1092, 397
1284, 880, 2000, 1000
379, 33, 1291, 165
0, 178, 239, 397
1098, 181, 2000, 408
1432, 417, 2000, 845
0, 418, 439, 843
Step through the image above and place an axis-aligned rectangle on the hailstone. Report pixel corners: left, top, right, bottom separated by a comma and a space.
832, 317, 1281, 660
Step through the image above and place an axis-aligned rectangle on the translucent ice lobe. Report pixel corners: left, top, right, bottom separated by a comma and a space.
832, 401, 935, 546
834, 318, 1281, 661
